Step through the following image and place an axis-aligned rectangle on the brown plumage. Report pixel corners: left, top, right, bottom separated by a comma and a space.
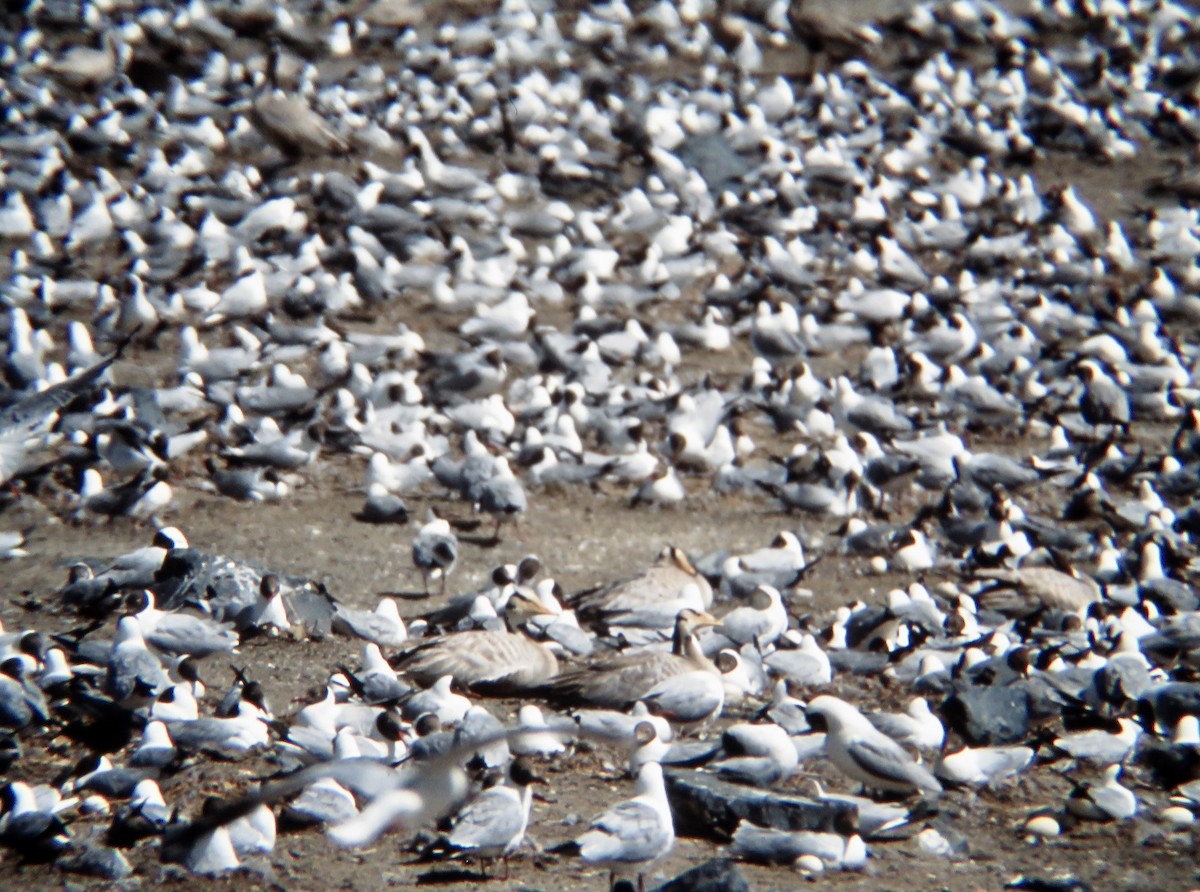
391, 595, 559, 694
568, 545, 713, 629
786, 0, 880, 73
250, 92, 351, 157
534, 608, 719, 709
973, 565, 1102, 615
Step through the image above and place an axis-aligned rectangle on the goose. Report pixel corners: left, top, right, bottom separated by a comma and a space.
535, 608, 720, 709
569, 545, 713, 630
391, 594, 560, 694
249, 44, 350, 157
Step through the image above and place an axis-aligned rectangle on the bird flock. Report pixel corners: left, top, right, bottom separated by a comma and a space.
1, 0, 1200, 887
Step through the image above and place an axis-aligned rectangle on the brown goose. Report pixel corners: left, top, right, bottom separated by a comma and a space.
973, 564, 1101, 616
533, 608, 719, 710
249, 43, 350, 157
390, 594, 558, 695
786, 0, 880, 74
568, 545, 713, 630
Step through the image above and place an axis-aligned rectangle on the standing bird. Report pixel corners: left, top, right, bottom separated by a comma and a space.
441, 759, 539, 878
412, 512, 458, 596
573, 761, 674, 892
1075, 359, 1131, 438
477, 457, 527, 543
805, 695, 942, 796
787, 0, 881, 76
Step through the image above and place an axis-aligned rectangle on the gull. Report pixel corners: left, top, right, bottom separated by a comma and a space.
1064, 764, 1137, 821
442, 759, 539, 877
1044, 718, 1140, 767
805, 695, 942, 796
108, 779, 170, 847
730, 818, 867, 871
412, 511, 458, 596
333, 598, 408, 649
477, 456, 527, 541
335, 644, 410, 706
357, 483, 410, 525
511, 704, 568, 758
129, 721, 177, 768
134, 591, 239, 658
0, 344, 123, 486
1076, 359, 1131, 437
718, 584, 789, 648
866, 698, 945, 751
713, 722, 799, 786
105, 616, 170, 702
936, 745, 1033, 788
764, 632, 832, 687
573, 761, 674, 892
639, 668, 725, 735
400, 676, 471, 726
0, 781, 73, 860
283, 775, 359, 828
165, 699, 271, 760
182, 824, 240, 875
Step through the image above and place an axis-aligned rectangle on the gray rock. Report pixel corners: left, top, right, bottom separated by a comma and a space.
665, 769, 853, 838
653, 857, 749, 892
944, 684, 1031, 745
58, 843, 133, 880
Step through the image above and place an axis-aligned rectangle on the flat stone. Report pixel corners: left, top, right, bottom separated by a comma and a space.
58, 843, 133, 880
944, 683, 1031, 745
653, 857, 749, 892
665, 769, 854, 839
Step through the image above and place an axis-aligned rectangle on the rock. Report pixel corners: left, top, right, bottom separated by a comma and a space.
943, 683, 1031, 745
662, 740, 723, 766
58, 842, 133, 880
652, 857, 749, 892
665, 769, 853, 839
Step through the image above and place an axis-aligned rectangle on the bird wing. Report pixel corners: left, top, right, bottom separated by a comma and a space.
449, 788, 522, 850
395, 630, 557, 691
580, 800, 670, 864
846, 735, 942, 792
